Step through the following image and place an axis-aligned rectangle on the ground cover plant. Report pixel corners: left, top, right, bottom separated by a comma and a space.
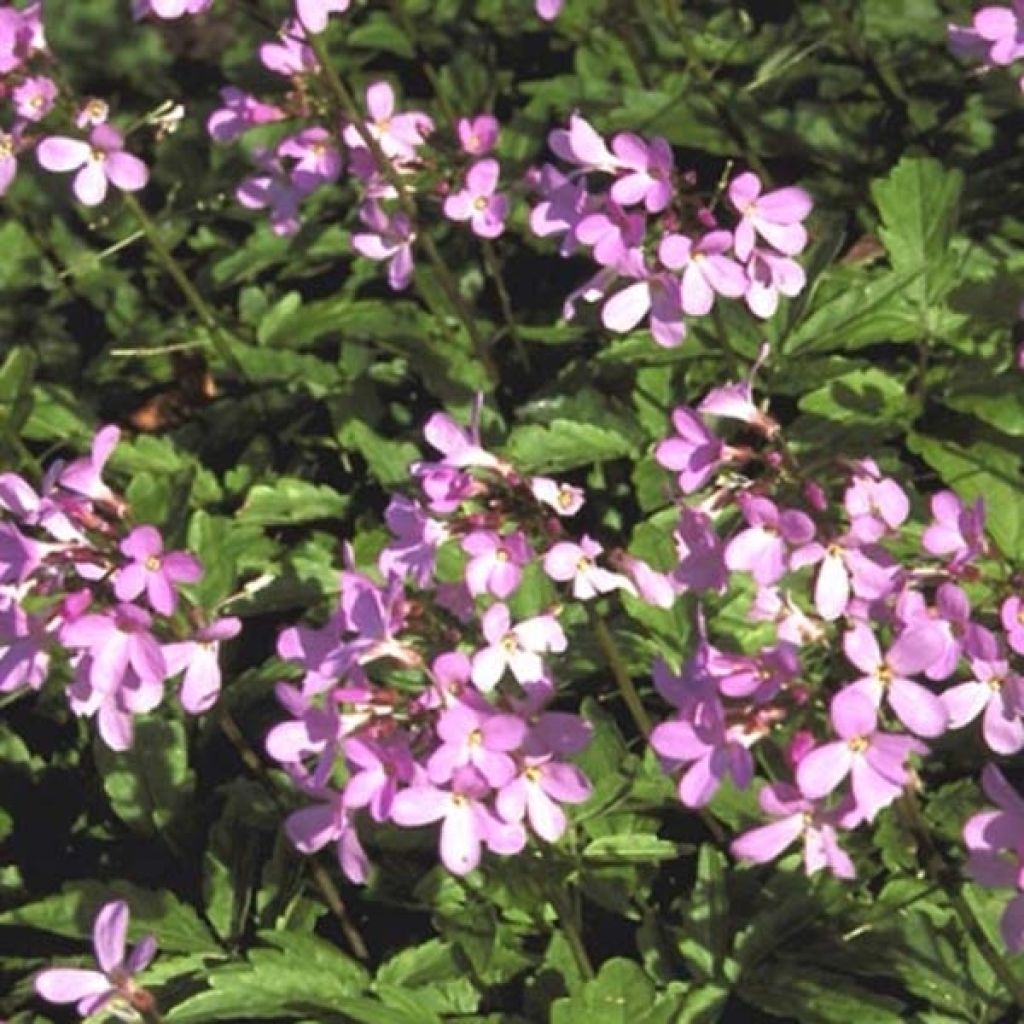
1, 0, 1024, 1021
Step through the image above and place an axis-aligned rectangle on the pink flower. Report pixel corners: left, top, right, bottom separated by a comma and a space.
655, 406, 723, 493
260, 19, 317, 76
922, 491, 987, 565
530, 476, 585, 516
659, 231, 748, 315
609, 132, 673, 212
162, 617, 241, 713
462, 530, 531, 598
728, 171, 813, 261
471, 603, 567, 691
724, 494, 815, 586
35, 900, 158, 1019
601, 252, 686, 348
343, 80, 433, 162
391, 769, 526, 875
207, 87, 285, 143
443, 159, 508, 238
496, 757, 591, 841
296, 0, 351, 33
37, 126, 149, 207
457, 114, 499, 156
0, 128, 19, 197
543, 535, 635, 599
12, 75, 57, 122
731, 783, 856, 879
796, 687, 927, 822
351, 201, 416, 291
972, 3, 1024, 65
943, 655, 1024, 754
114, 525, 202, 616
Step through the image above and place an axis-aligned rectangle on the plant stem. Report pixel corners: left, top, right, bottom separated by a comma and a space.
304, 31, 498, 385
217, 706, 370, 960
121, 194, 251, 385
481, 239, 528, 368
899, 793, 1024, 1010
589, 609, 653, 737
550, 886, 596, 980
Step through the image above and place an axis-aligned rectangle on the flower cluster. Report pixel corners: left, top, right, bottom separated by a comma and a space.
266, 405, 681, 877
0, 0, 152, 204
949, 2, 1024, 91
530, 114, 813, 346
640, 357, 1023, 895
0, 426, 237, 749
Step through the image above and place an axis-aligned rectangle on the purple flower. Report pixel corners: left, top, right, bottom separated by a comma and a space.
427, 701, 527, 788
536, 0, 564, 19
207, 86, 285, 143
731, 783, 856, 879
496, 758, 592, 841
724, 494, 815, 586
1003, 595, 1024, 656
35, 900, 158, 1019
457, 114, 499, 156
964, 764, 1024, 952
651, 700, 756, 808
543, 535, 635, 599
37, 126, 149, 207
743, 246, 807, 318
795, 687, 927, 822
12, 74, 57, 122
609, 132, 673, 212
843, 623, 948, 737
162, 617, 241, 713
296, 0, 351, 33
114, 525, 202, 616
471, 603, 567, 692
286, 785, 369, 884
601, 252, 686, 348
343, 81, 434, 163
659, 231, 748, 316
444, 159, 508, 238
260, 19, 317, 76
352, 200, 416, 291
530, 476, 585, 516
943, 655, 1024, 754
277, 127, 342, 191
728, 171, 812, 261
655, 406, 724, 494
0, 127, 19, 197
462, 529, 531, 598
922, 490, 987, 565
391, 768, 526, 875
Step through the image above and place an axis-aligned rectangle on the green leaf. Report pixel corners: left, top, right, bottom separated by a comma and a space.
93, 718, 194, 835
0, 881, 221, 954
871, 156, 963, 308
582, 835, 680, 863
165, 930, 368, 1022
504, 419, 638, 473
798, 366, 915, 427
782, 268, 923, 355
237, 478, 349, 526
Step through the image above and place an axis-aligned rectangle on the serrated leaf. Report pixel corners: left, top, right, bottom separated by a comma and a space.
238, 478, 349, 526
93, 718, 194, 835
0, 881, 220, 954
504, 419, 638, 473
